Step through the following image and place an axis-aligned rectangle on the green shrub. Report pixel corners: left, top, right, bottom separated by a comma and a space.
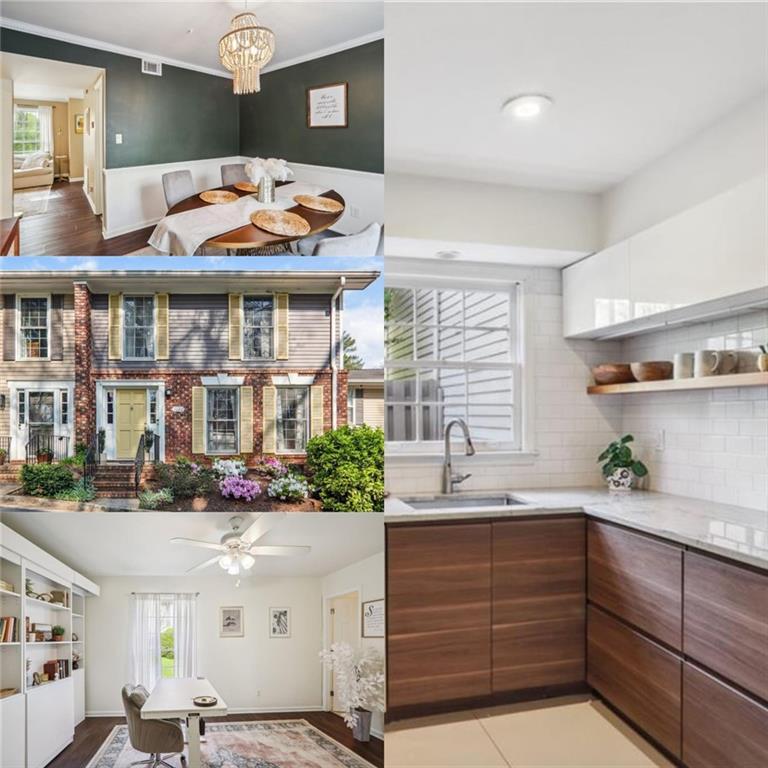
60, 444, 87, 468
306, 425, 384, 512
54, 478, 96, 503
155, 458, 215, 498
20, 464, 76, 497
138, 488, 174, 510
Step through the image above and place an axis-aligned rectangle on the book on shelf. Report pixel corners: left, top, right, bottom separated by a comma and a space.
1, 616, 18, 642
0, 579, 15, 593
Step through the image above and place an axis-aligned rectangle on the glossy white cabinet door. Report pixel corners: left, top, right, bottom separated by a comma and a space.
73, 668, 85, 725
26, 678, 74, 768
1, 693, 25, 768
563, 240, 630, 337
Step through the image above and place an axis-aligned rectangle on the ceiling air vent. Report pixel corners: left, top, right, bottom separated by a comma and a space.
141, 60, 163, 77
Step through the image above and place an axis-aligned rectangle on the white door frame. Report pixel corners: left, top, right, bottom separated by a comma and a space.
8, 380, 75, 461
321, 587, 361, 712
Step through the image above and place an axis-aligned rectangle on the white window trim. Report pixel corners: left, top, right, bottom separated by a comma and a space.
122, 294, 156, 362
15, 294, 51, 361
384, 275, 536, 457
242, 294, 276, 362
204, 385, 240, 456
276, 385, 310, 455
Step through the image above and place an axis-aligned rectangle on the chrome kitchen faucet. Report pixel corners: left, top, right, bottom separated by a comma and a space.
442, 418, 476, 494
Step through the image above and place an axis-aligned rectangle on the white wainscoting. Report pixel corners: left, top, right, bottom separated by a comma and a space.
102, 157, 384, 240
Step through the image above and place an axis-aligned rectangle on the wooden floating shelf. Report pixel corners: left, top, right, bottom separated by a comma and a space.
588, 371, 768, 395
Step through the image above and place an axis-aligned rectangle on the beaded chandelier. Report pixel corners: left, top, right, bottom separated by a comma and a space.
219, 12, 275, 95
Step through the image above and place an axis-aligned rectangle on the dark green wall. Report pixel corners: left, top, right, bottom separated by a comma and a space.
0, 28, 239, 168
239, 40, 383, 174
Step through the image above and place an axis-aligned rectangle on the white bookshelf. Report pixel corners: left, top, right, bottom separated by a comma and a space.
1, 549, 25, 768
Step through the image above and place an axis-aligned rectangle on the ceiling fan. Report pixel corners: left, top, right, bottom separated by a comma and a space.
170, 513, 310, 576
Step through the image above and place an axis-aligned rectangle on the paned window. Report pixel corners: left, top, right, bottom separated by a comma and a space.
277, 387, 309, 452
124, 296, 155, 359
18, 297, 49, 359
243, 296, 273, 359
206, 388, 238, 453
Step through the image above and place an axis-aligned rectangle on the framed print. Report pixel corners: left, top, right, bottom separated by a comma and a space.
269, 607, 291, 638
220, 606, 244, 638
362, 599, 384, 638
306, 82, 348, 128
74, 114, 85, 134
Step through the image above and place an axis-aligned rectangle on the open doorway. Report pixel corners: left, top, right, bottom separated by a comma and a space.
0, 51, 105, 253
325, 590, 360, 714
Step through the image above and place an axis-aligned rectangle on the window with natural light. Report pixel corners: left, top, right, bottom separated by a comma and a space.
243, 295, 274, 359
277, 387, 309, 452
123, 296, 155, 359
385, 284, 522, 450
13, 106, 42, 156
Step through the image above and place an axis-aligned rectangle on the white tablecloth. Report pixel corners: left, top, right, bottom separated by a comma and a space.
148, 182, 326, 255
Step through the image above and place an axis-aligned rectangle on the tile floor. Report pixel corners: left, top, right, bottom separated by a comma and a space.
385, 696, 673, 768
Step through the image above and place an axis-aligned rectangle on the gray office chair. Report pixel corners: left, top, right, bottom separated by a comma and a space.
161, 171, 194, 210
221, 163, 249, 186
296, 222, 382, 256
122, 684, 186, 768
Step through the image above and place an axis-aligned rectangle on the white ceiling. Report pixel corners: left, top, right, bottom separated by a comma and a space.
0, 512, 383, 579
0, 51, 101, 101
386, 2, 768, 193
0, 1, 383, 75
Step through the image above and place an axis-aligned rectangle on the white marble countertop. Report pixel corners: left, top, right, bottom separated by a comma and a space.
384, 487, 768, 570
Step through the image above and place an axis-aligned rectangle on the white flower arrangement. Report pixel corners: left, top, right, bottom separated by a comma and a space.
212, 458, 248, 479
245, 157, 294, 183
319, 643, 385, 728
267, 473, 309, 502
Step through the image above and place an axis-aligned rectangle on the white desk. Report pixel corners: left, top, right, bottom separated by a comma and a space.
142, 678, 227, 768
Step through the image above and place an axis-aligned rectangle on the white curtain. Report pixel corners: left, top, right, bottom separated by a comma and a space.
37, 105, 53, 154
129, 593, 162, 691
174, 593, 198, 679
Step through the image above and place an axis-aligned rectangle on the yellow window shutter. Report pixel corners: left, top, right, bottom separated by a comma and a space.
240, 386, 254, 454
276, 293, 289, 360
108, 293, 122, 360
262, 386, 277, 454
228, 294, 242, 360
310, 385, 325, 438
192, 387, 205, 455
156, 293, 169, 360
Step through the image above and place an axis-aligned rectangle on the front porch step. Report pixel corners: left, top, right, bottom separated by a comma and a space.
96, 490, 138, 499
93, 464, 137, 498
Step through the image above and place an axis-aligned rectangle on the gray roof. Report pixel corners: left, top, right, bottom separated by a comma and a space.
348, 368, 384, 382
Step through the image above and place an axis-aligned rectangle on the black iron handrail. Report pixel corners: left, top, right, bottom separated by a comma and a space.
25, 434, 70, 464
83, 432, 101, 484
134, 433, 146, 494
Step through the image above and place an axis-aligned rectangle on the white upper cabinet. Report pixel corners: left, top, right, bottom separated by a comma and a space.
563, 175, 768, 338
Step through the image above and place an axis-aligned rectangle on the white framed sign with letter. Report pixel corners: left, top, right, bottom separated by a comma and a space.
361, 599, 384, 638
307, 82, 348, 128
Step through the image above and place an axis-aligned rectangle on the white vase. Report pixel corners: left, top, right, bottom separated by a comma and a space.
607, 468, 634, 492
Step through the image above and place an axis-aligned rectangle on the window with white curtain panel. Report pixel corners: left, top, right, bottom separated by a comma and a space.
385, 281, 522, 452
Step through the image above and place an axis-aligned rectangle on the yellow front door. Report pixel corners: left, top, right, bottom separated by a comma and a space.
116, 389, 147, 459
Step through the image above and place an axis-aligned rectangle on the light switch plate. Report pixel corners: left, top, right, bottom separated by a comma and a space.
115, 133, 123, 144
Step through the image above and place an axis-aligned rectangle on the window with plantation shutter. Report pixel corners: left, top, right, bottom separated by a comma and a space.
385, 283, 521, 450
108, 293, 122, 360
228, 294, 242, 360
191, 387, 205, 454
275, 293, 289, 359
240, 386, 254, 453
262, 386, 277, 453
156, 294, 169, 360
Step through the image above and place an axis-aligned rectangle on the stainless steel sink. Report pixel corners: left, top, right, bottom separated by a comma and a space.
403, 494, 525, 510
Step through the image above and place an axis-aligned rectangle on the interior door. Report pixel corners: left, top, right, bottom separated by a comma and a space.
329, 592, 359, 714
116, 389, 146, 459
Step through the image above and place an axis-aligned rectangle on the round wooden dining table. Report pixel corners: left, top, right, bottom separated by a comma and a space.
165, 182, 345, 253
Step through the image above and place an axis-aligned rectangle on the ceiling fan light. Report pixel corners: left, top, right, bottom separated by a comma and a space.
241, 553, 255, 570
228, 561, 241, 576
219, 553, 233, 569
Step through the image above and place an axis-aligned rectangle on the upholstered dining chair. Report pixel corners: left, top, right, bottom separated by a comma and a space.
122, 684, 187, 768
296, 222, 382, 256
161, 170, 195, 211
220, 163, 249, 186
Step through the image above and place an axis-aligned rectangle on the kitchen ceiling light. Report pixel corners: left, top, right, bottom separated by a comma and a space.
219, 9, 275, 95
502, 94, 553, 120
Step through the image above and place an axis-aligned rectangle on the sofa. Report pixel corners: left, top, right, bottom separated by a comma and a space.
14, 152, 54, 190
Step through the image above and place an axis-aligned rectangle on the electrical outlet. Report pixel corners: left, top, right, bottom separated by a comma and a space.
115, 133, 123, 144
655, 429, 665, 451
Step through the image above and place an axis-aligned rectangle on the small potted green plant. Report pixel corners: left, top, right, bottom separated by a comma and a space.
36, 448, 54, 464
52, 625, 66, 642
598, 434, 648, 492
0, 447, 6, 465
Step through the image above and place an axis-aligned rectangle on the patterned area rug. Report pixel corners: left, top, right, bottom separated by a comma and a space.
14, 185, 53, 217
86, 719, 375, 768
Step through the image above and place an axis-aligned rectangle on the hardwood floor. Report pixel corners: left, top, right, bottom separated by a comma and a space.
47, 711, 384, 768
15, 181, 154, 256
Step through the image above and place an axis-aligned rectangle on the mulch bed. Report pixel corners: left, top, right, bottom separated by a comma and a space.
154, 495, 322, 512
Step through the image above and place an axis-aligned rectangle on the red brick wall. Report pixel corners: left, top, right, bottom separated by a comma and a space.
90, 369, 347, 464
73, 283, 94, 447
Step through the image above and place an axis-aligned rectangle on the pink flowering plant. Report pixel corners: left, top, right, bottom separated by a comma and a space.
219, 475, 261, 501
254, 457, 289, 478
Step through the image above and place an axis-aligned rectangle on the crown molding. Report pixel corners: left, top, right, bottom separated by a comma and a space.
0, 17, 384, 81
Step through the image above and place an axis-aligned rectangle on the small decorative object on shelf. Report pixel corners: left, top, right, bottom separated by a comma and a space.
25, 578, 35, 597
758, 345, 768, 373
598, 434, 648, 492
0, 578, 14, 593
72, 652, 81, 670
630, 361, 673, 382
51, 625, 65, 642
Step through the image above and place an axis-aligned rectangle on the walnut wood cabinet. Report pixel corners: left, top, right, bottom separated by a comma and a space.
587, 605, 682, 757
386, 522, 492, 709
587, 519, 683, 649
682, 662, 768, 768
683, 551, 768, 702
492, 517, 585, 692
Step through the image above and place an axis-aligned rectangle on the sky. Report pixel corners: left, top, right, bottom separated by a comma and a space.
0, 255, 385, 367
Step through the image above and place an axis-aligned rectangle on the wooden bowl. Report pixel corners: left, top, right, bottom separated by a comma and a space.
591, 364, 635, 385
200, 190, 238, 205
630, 361, 673, 381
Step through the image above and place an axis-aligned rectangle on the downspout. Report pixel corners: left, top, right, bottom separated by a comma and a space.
331, 276, 346, 430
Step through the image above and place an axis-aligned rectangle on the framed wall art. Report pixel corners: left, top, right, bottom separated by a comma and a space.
362, 599, 384, 638
306, 82, 348, 128
219, 606, 244, 638
269, 607, 291, 638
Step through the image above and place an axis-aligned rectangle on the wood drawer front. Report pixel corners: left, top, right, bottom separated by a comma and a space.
587, 605, 681, 758
493, 517, 585, 691
387, 523, 491, 707
587, 519, 682, 649
683, 551, 768, 701
683, 662, 768, 768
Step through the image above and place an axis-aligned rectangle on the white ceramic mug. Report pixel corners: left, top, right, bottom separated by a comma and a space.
694, 350, 737, 377
673, 352, 694, 379
717, 350, 738, 374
